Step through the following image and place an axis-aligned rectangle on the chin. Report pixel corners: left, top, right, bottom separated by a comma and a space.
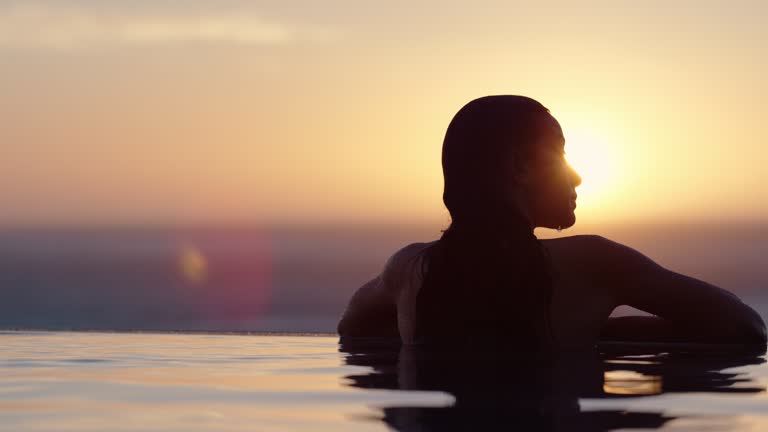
541, 212, 576, 230
561, 217, 576, 230
561, 212, 577, 229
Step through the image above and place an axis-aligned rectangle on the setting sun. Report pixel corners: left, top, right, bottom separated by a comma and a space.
555, 116, 628, 221
564, 126, 617, 198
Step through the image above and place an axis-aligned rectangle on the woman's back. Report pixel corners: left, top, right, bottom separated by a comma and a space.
377, 235, 765, 350
388, 238, 610, 349
397, 236, 554, 348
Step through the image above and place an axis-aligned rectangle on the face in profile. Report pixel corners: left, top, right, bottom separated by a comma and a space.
521, 114, 582, 229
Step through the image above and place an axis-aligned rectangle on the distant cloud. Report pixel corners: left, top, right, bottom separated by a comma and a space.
0, 2, 335, 49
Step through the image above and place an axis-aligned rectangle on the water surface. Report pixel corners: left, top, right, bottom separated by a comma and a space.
2, 331, 766, 431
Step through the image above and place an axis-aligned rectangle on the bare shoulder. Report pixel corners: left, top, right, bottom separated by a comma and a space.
540, 234, 616, 249
540, 234, 653, 301
381, 241, 437, 287
387, 241, 437, 264
337, 241, 434, 337
541, 234, 644, 267
541, 234, 614, 265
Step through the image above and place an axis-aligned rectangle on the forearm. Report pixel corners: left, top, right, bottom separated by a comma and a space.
600, 314, 766, 345
601, 316, 695, 342
596, 236, 766, 344
653, 272, 767, 344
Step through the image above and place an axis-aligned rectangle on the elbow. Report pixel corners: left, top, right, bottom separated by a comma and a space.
747, 311, 767, 343
337, 313, 353, 336
740, 301, 766, 343
741, 321, 767, 354
336, 308, 400, 339
726, 306, 766, 346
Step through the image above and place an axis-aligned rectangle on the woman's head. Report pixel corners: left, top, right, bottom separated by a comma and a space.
415, 95, 577, 347
442, 95, 581, 231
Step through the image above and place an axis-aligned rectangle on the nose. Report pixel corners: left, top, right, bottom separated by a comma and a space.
570, 164, 582, 188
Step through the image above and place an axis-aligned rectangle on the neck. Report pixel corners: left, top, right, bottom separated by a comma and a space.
508, 193, 535, 235
449, 203, 536, 241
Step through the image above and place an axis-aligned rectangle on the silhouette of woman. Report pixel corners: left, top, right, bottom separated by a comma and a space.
338, 95, 766, 350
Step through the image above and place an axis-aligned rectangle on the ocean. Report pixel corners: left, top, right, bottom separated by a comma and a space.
0, 223, 766, 332
1, 223, 766, 431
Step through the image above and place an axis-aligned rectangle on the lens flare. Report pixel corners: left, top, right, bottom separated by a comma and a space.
177, 244, 208, 285
171, 230, 273, 326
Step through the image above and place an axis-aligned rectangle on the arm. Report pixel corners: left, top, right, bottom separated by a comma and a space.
594, 236, 766, 344
337, 243, 430, 338
337, 267, 399, 338
601, 316, 709, 342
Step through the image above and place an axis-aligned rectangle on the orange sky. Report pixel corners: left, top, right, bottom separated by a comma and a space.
1, 1, 766, 227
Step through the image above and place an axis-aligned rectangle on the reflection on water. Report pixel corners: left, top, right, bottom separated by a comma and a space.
1, 331, 766, 431
340, 340, 767, 431
0, 331, 451, 432
603, 369, 662, 395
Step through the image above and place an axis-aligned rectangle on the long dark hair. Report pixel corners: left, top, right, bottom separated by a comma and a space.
414, 95, 555, 348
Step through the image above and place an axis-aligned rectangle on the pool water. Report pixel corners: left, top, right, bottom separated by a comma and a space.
1, 331, 766, 431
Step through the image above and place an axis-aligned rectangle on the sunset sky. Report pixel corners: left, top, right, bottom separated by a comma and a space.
2, 0, 766, 227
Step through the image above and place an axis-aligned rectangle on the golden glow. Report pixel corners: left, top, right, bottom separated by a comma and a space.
551, 108, 633, 223
564, 127, 617, 201
0, 2, 766, 226
603, 370, 663, 395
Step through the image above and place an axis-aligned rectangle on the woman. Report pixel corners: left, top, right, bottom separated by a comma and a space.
337, 95, 766, 350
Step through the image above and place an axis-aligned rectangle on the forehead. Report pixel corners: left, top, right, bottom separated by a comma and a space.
532, 113, 565, 157
538, 114, 565, 145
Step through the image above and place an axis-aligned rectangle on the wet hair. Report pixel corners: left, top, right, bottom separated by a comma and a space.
414, 95, 556, 349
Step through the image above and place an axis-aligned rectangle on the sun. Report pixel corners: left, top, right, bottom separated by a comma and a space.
563, 126, 619, 206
